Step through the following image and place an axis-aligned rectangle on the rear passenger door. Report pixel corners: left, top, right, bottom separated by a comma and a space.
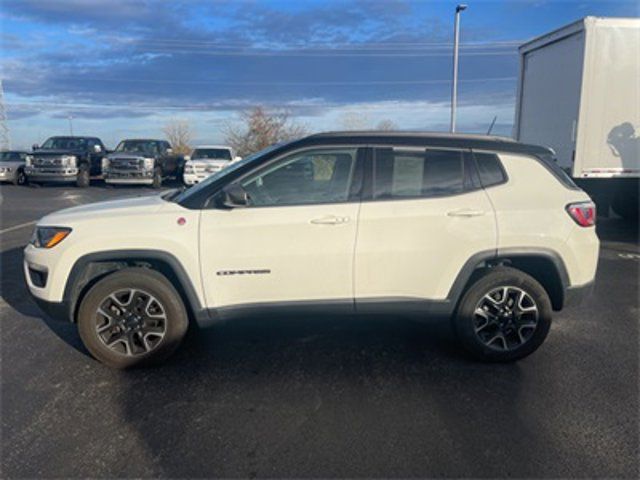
354, 147, 497, 308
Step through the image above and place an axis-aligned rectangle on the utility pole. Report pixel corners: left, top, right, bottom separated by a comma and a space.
450, 4, 467, 133
68, 115, 74, 136
0, 80, 10, 150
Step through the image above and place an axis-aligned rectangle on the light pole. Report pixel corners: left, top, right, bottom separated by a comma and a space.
68, 115, 74, 136
450, 4, 467, 133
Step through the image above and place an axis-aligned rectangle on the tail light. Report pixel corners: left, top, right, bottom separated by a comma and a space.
566, 201, 596, 227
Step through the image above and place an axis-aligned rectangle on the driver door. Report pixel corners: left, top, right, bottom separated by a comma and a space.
198, 147, 363, 317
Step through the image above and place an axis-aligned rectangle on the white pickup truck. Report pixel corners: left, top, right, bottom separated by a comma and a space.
182, 145, 240, 186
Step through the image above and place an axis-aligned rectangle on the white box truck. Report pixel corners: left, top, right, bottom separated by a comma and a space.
514, 17, 639, 220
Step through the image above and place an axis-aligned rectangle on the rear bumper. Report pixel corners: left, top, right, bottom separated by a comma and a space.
563, 280, 595, 309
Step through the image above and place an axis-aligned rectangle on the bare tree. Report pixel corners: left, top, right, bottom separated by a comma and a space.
163, 119, 193, 155
340, 112, 370, 131
224, 106, 307, 157
376, 119, 398, 131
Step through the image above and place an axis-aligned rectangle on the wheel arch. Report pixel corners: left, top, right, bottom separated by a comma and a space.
449, 248, 570, 312
64, 249, 205, 323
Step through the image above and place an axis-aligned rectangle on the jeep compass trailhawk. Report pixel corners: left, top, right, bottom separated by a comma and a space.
24, 132, 599, 368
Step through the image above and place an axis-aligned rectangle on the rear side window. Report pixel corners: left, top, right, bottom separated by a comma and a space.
374, 148, 471, 199
474, 152, 507, 187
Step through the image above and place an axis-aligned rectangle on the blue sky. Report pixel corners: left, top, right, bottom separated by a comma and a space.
1, 0, 638, 148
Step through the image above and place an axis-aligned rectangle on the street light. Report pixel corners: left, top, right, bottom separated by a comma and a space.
450, 4, 467, 133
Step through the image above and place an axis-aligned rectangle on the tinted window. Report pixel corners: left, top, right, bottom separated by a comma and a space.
115, 140, 158, 155
374, 148, 467, 199
474, 152, 506, 187
241, 148, 357, 206
41, 137, 87, 150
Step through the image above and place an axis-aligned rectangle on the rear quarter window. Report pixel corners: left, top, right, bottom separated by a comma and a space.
473, 152, 507, 187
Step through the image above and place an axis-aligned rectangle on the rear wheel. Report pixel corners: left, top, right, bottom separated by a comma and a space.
453, 266, 552, 362
76, 164, 90, 188
77, 268, 189, 368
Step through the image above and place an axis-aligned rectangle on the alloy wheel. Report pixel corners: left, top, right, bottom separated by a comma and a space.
94, 288, 167, 356
473, 286, 539, 351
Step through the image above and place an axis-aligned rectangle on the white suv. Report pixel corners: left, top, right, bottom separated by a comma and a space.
24, 132, 599, 368
182, 145, 238, 186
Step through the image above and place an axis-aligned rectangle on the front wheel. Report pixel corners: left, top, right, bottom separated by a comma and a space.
13, 168, 26, 186
151, 167, 163, 189
76, 165, 90, 188
453, 266, 552, 362
77, 268, 189, 368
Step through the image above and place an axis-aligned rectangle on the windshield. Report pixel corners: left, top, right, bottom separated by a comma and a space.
174, 142, 285, 204
41, 137, 87, 150
0, 152, 22, 161
115, 140, 158, 155
192, 148, 232, 161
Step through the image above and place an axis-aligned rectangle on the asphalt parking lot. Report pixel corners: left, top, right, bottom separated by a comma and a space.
1, 182, 638, 478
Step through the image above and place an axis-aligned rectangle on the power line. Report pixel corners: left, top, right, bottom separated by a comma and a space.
45, 76, 517, 86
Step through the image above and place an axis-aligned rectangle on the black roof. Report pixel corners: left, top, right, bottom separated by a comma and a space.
300, 131, 552, 156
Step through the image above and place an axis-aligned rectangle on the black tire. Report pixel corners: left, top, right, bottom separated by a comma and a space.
13, 168, 26, 186
76, 164, 90, 188
151, 167, 163, 189
453, 266, 552, 362
77, 268, 189, 369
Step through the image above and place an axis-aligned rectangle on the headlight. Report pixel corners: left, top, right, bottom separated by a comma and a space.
143, 158, 154, 169
30, 227, 72, 249
61, 155, 77, 167
25, 155, 33, 166
101, 157, 110, 169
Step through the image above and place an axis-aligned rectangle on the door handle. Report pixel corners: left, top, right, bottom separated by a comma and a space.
310, 215, 349, 225
447, 208, 485, 217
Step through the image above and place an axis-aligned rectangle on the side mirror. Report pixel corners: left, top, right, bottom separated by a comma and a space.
93, 144, 102, 153
221, 183, 249, 208
234, 156, 242, 162
32, 144, 39, 151
166, 148, 173, 154
183, 155, 191, 161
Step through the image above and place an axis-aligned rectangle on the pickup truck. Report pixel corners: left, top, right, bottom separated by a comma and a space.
182, 145, 240, 186
102, 139, 183, 188
25, 136, 107, 187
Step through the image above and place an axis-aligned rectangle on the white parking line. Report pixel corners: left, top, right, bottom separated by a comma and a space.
0, 221, 37, 235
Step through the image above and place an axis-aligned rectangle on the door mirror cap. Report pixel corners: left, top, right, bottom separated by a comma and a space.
166, 148, 173, 155
93, 144, 102, 153
234, 156, 242, 162
221, 183, 249, 208
32, 144, 39, 151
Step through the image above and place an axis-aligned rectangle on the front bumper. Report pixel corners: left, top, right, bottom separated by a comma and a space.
183, 172, 211, 185
25, 166, 78, 182
0, 169, 17, 182
104, 169, 154, 184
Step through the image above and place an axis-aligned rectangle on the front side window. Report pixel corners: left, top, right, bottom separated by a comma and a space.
240, 148, 357, 207
374, 148, 469, 199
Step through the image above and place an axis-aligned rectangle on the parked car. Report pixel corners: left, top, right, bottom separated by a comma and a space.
102, 139, 183, 188
183, 145, 239, 186
25, 136, 107, 187
24, 132, 599, 368
0, 150, 29, 185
